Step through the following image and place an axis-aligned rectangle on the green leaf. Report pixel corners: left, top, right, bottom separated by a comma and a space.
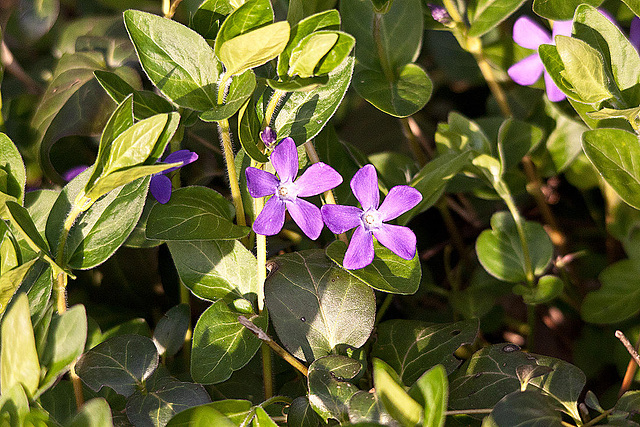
555, 36, 612, 105
75, 334, 159, 397
449, 344, 585, 422
287, 396, 323, 427
538, 44, 581, 102
373, 358, 423, 426
146, 186, 249, 241
238, 97, 269, 163
621, 0, 640, 16
1, 294, 41, 397
573, 4, 640, 103
46, 171, 151, 269
167, 239, 258, 303
0, 259, 39, 316
415, 365, 447, 427
68, 398, 113, 427
124, 10, 221, 111
325, 240, 421, 294
308, 355, 361, 423
398, 151, 473, 224
581, 259, 640, 323
278, 10, 341, 76
190, 300, 267, 384
0, 133, 26, 216
289, 31, 339, 78
199, 70, 256, 121
253, 407, 278, 426
17, 0, 59, 40
264, 250, 375, 362
267, 75, 329, 91
274, 55, 354, 143
371, 319, 478, 385
513, 275, 564, 305
153, 304, 190, 358
371, 0, 393, 13
192, 399, 253, 425
85, 163, 174, 204
287, 0, 338, 25
497, 119, 543, 173
218, 22, 290, 77
5, 201, 51, 255
215, 0, 274, 54
476, 212, 553, 283
546, 102, 588, 172
94, 70, 175, 120
166, 405, 237, 427
126, 369, 211, 426
491, 390, 564, 427
38, 305, 88, 396
436, 111, 493, 155
532, 0, 603, 21
583, 128, 640, 210
347, 391, 390, 425
467, 0, 527, 38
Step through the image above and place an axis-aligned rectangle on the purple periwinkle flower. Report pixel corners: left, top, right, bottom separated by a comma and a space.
63, 165, 89, 182
260, 126, 277, 146
427, 4, 452, 26
246, 137, 342, 240
150, 149, 198, 204
508, 16, 572, 102
321, 164, 422, 270
632, 17, 640, 51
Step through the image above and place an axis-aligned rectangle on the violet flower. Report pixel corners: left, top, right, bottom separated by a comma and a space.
245, 137, 342, 240
321, 164, 422, 270
508, 16, 572, 102
150, 149, 198, 204
63, 165, 89, 182
632, 17, 640, 51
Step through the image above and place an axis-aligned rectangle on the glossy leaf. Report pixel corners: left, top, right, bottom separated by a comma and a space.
373, 358, 423, 426
0, 134, 26, 216
68, 398, 113, 427
371, 319, 478, 385
124, 10, 221, 111
513, 275, 564, 305
238, 98, 269, 163
215, 0, 274, 56
264, 250, 375, 362
168, 239, 258, 302
38, 305, 88, 395
153, 304, 190, 357
288, 397, 323, 427
347, 391, 391, 425
0, 294, 41, 397
325, 240, 421, 294
289, 32, 339, 78
436, 111, 492, 155
199, 70, 256, 121
126, 369, 211, 426
0, 259, 39, 316
497, 119, 543, 173
253, 407, 278, 426
581, 259, 640, 323
468, 0, 528, 38
583, 128, 640, 209
308, 355, 361, 423
476, 212, 553, 283
448, 344, 585, 422
538, 44, 580, 102
491, 390, 564, 427
5, 201, 51, 255
166, 405, 237, 427
532, 0, 604, 21
146, 186, 249, 241
414, 365, 447, 427
75, 334, 159, 397
190, 300, 267, 384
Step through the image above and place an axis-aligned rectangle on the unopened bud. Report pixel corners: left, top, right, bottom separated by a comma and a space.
260, 127, 277, 146
428, 4, 452, 26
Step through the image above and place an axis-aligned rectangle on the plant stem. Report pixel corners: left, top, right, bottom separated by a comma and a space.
238, 316, 308, 377
400, 117, 429, 166
437, 199, 466, 258
254, 193, 267, 311
445, 408, 493, 415
441, 0, 463, 23
263, 90, 286, 128
375, 294, 393, 325
70, 365, 85, 408
218, 119, 247, 227
527, 304, 536, 351
471, 47, 512, 117
261, 343, 273, 399
618, 333, 640, 397
583, 409, 613, 427
0, 41, 41, 95
499, 183, 535, 286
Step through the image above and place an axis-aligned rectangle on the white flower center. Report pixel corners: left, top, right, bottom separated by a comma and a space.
276, 182, 296, 201
364, 213, 376, 225
278, 186, 289, 197
361, 209, 381, 230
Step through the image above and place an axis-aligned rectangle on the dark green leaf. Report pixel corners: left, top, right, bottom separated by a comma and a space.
583, 128, 640, 210
546, 102, 588, 172
5, 201, 51, 255
124, 10, 221, 111
287, 0, 338, 25
491, 390, 564, 427
166, 405, 236, 427
0, 294, 41, 397
347, 391, 391, 425
190, 300, 267, 384
371, 0, 393, 13
199, 70, 256, 121
288, 397, 322, 427
476, 212, 553, 283
532, 0, 604, 21
372, 358, 423, 426
167, 239, 258, 302
621, 0, 640, 16
238, 98, 269, 163
467, 0, 528, 38
497, 119, 543, 173
264, 250, 375, 362
0, 134, 26, 217
513, 275, 564, 305
308, 355, 361, 423
75, 334, 159, 397
371, 319, 478, 385
68, 398, 113, 427
146, 186, 249, 241
153, 304, 190, 358
325, 240, 421, 294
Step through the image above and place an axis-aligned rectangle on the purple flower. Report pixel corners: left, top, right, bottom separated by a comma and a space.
245, 137, 342, 240
63, 165, 89, 182
508, 16, 572, 102
321, 165, 422, 270
632, 17, 640, 51
150, 150, 198, 204
260, 126, 277, 147
427, 4, 452, 26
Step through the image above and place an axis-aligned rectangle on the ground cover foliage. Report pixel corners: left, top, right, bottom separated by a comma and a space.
3, 0, 640, 425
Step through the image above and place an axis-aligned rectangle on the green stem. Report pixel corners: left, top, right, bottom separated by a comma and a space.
375, 294, 393, 325
583, 409, 613, 427
261, 343, 273, 399
499, 183, 535, 286
263, 90, 286, 128
527, 304, 536, 351
372, 13, 395, 83
441, 0, 463, 23
218, 119, 247, 228
400, 117, 429, 166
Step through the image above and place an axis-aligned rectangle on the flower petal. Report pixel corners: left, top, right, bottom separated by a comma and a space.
253, 196, 286, 236
551, 20, 573, 39
631, 17, 640, 52
343, 226, 375, 270
351, 164, 379, 210
544, 71, 566, 102
150, 174, 173, 204
373, 223, 417, 260
163, 149, 199, 173
294, 163, 343, 197
513, 16, 552, 49
321, 204, 362, 234
271, 137, 298, 182
246, 167, 279, 198
286, 198, 323, 240
508, 54, 544, 86
62, 165, 88, 182
378, 185, 422, 221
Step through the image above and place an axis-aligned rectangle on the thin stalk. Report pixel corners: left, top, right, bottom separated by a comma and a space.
441, 0, 464, 23
616, 330, 640, 370
263, 90, 286, 128
0, 41, 41, 95
527, 304, 536, 351
583, 409, 613, 427
375, 294, 393, 325
164, 0, 183, 19
618, 333, 640, 397
500, 185, 535, 286
445, 409, 492, 415
261, 343, 273, 399
400, 117, 429, 166
255, 193, 267, 311
471, 47, 512, 117
218, 119, 247, 227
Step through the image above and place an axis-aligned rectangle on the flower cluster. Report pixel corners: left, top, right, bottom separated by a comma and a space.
245, 137, 422, 270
